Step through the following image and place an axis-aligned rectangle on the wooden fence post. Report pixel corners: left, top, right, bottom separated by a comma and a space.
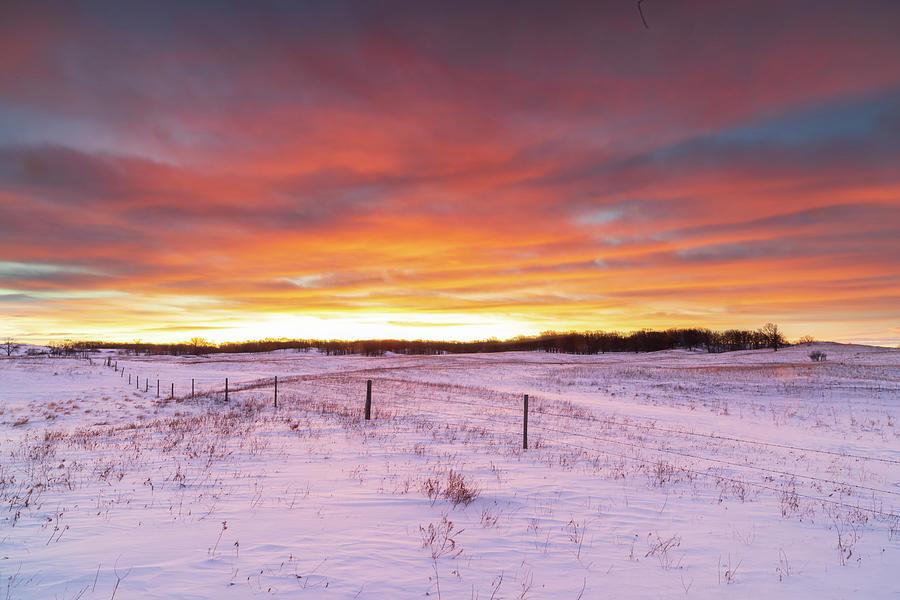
191, 378, 194, 398
157, 379, 160, 398
274, 375, 278, 409
128, 374, 131, 384
365, 379, 372, 420
171, 382, 174, 399
145, 378, 148, 392
225, 378, 229, 402
523, 394, 529, 450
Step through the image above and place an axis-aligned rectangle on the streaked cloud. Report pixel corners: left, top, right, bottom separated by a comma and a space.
1, 1, 898, 345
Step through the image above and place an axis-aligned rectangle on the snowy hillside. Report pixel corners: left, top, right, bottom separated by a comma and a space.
1, 344, 898, 598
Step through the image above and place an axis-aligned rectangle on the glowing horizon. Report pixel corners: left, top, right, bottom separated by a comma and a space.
1, 2, 899, 348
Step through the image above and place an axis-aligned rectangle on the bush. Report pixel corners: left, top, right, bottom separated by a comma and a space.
809, 350, 827, 362
422, 470, 479, 507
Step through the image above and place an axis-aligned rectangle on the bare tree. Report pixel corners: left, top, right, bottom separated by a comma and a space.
4, 337, 20, 357
759, 323, 785, 352
188, 337, 211, 355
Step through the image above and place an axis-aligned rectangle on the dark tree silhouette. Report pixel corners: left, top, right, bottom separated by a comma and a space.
759, 323, 785, 351
64, 324, 801, 357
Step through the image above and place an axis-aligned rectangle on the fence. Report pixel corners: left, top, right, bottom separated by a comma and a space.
95, 355, 900, 520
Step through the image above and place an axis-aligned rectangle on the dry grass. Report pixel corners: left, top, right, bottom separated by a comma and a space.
423, 470, 480, 507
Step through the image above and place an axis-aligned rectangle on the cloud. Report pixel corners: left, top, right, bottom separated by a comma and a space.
1, 1, 899, 343
0, 292, 35, 303
673, 229, 899, 265
0, 261, 103, 278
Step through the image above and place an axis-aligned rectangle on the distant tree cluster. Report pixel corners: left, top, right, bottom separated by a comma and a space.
64, 324, 789, 357
46, 339, 99, 357
95, 337, 321, 357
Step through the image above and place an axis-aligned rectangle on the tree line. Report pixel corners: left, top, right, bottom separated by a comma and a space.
30, 324, 787, 357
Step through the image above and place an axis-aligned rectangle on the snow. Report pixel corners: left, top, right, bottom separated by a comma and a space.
1, 343, 898, 598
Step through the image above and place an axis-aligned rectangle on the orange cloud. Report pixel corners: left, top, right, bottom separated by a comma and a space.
1, 1, 898, 345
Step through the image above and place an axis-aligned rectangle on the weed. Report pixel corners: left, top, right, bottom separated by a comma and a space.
420, 516, 464, 560
209, 520, 228, 557
480, 504, 501, 527
566, 518, 587, 558
422, 470, 479, 507
775, 548, 792, 581
718, 554, 741, 585
645, 532, 682, 570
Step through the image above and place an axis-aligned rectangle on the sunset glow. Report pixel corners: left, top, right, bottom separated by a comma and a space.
1, 1, 898, 345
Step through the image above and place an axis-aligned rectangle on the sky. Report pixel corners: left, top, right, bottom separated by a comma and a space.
1, 0, 899, 346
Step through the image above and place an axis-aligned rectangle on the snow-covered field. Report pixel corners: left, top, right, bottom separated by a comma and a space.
1, 343, 898, 599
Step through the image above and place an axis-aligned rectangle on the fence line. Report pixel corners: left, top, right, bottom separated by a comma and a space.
96, 356, 900, 517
